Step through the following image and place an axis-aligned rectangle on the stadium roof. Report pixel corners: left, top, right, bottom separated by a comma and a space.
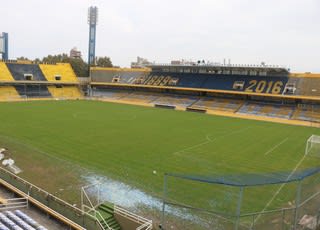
166, 167, 320, 187
148, 63, 290, 75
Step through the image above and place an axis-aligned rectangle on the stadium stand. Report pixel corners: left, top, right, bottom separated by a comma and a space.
89, 65, 320, 126
0, 62, 20, 100
47, 86, 82, 99
192, 97, 243, 112
13, 210, 47, 230
0, 62, 15, 82
153, 94, 198, 108
91, 67, 149, 84
91, 67, 289, 94
237, 102, 295, 119
295, 77, 320, 97
6, 63, 47, 81
121, 92, 161, 103
0, 61, 82, 99
282, 77, 300, 95
292, 104, 320, 122
13, 85, 51, 98
39, 63, 82, 98
2, 62, 320, 125
174, 74, 206, 88
0, 212, 23, 230
0, 86, 19, 101
0, 210, 47, 230
204, 75, 287, 93
39, 63, 78, 82
91, 88, 131, 99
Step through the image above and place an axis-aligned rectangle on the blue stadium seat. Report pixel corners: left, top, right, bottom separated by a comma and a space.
6, 64, 47, 81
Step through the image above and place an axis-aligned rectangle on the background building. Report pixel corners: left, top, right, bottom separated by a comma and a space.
70, 47, 82, 59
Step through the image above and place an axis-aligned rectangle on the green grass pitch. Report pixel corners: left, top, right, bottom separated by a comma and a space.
0, 100, 319, 214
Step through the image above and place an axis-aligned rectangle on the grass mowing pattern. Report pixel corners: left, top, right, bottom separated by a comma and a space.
0, 100, 319, 214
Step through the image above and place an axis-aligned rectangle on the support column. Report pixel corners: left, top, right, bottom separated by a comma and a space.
161, 174, 168, 229
294, 180, 302, 228
88, 7, 98, 67
235, 186, 244, 230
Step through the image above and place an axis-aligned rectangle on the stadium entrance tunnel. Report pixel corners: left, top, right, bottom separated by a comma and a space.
161, 168, 320, 230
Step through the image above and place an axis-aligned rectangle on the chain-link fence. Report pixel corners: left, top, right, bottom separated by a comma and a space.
161, 168, 320, 230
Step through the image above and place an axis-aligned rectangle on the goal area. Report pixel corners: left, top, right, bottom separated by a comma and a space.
305, 135, 320, 157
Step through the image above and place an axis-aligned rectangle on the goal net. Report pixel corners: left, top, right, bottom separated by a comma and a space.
305, 135, 320, 157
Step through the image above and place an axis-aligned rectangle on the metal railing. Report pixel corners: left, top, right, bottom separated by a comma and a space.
147, 62, 287, 69
82, 204, 112, 230
81, 184, 113, 230
81, 183, 153, 229
114, 205, 152, 230
0, 166, 91, 230
0, 167, 83, 213
136, 221, 153, 230
0, 197, 28, 211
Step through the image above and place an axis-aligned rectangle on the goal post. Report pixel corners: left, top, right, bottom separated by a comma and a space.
305, 135, 320, 156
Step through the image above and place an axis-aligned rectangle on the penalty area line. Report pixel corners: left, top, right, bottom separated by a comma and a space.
254, 153, 307, 224
173, 126, 251, 156
264, 137, 289, 156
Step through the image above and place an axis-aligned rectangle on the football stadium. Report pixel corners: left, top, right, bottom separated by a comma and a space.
0, 2, 319, 230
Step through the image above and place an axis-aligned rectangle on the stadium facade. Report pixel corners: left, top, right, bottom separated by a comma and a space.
89, 62, 320, 126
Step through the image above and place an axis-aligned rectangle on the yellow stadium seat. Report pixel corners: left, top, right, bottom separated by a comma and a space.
39, 63, 78, 82
39, 63, 82, 98
0, 62, 15, 81
47, 86, 82, 99
0, 86, 20, 101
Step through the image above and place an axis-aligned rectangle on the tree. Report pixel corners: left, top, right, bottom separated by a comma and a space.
16, 56, 31, 61
68, 58, 89, 78
16, 53, 113, 78
96, 56, 112, 67
42, 53, 69, 63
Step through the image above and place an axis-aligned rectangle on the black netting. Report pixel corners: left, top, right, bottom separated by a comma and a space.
166, 167, 320, 187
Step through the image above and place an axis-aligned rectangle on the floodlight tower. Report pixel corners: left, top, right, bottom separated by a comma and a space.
0, 32, 8, 60
88, 6, 98, 66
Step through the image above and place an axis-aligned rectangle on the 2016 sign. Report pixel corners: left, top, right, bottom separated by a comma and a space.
245, 80, 284, 94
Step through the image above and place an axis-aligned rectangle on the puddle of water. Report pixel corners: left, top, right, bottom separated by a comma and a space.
83, 174, 161, 209
82, 174, 201, 223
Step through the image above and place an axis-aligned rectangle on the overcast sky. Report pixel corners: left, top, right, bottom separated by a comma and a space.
1, 0, 319, 72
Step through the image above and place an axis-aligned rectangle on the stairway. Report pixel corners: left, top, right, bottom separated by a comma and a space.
97, 203, 121, 230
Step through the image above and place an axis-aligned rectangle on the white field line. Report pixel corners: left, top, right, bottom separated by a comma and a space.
264, 137, 289, 156
173, 138, 216, 156
254, 153, 307, 224
206, 134, 213, 142
173, 126, 251, 156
